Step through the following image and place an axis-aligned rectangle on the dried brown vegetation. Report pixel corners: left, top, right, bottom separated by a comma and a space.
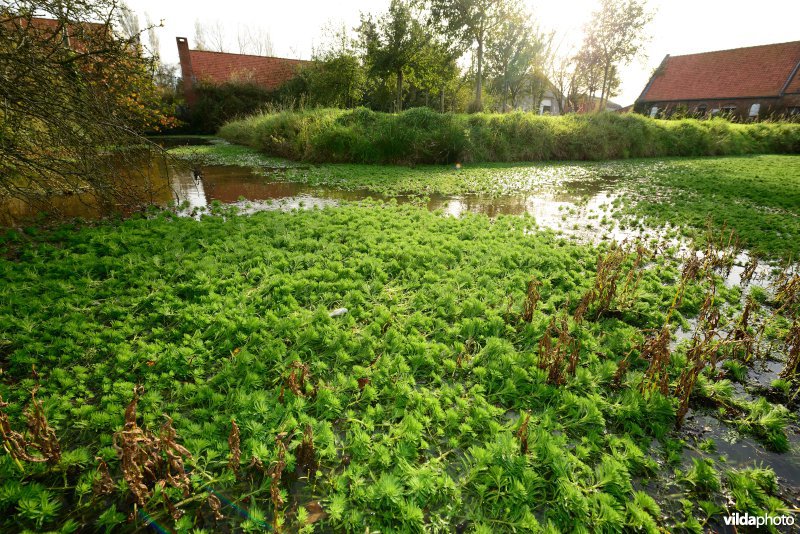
728, 296, 758, 362
280, 361, 314, 402
740, 253, 760, 286
702, 221, 741, 275
0, 388, 62, 467
640, 326, 672, 397
674, 285, 721, 427
295, 423, 317, 477
268, 433, 289, 532
207, 493, 224, 521
94, 457, 115, 495
228, 419, 241, 476
112, 387, 192, 513
574, 243, 647, 322
538, 314, 578, 385
522, 278, 542, 323
780, 319, 800, 379
515, 412, 531, 455
773, 271, 800, 377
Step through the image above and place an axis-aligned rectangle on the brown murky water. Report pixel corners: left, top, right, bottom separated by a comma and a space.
169, 164, 633, 241
1, 137, 629, 243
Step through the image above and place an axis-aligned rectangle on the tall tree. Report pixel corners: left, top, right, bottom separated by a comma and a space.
302, 22, 366, 108
428, 0, 512, 111
194, 20, 226, 52
588, 0, 653, 110
548, 46, 572, 114
118, 3, 139, 40
486, 8, 549, 111
410, 38, 461, 112
236, 24, 274, 56
144, 13, 160, 58
573, 33, 604, 111
360, 0, 427, 112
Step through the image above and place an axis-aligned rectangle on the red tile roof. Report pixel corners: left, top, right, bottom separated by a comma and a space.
188, 49, 309, 89
640, 41, 800, 101
18, 17, 108, 53
786, 65, 800, 94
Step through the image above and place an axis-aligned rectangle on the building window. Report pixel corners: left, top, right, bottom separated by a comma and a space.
749, 103, 761, 117
540, 99, 552, 115
649, 106, 659, 118
721, 105, 737, 116
695, 104, 708, 116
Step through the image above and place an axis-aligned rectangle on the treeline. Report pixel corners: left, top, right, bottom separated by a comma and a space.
219, 107, 800, 165
183, 0, 652, 132
290, 0, 652, 115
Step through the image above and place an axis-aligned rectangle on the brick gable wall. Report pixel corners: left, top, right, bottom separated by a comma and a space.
176, 37, 309, 106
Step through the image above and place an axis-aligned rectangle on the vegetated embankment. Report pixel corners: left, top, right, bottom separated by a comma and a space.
219, 107, 800, 164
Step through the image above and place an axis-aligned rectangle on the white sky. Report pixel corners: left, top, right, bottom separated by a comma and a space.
125, 0, 800, 106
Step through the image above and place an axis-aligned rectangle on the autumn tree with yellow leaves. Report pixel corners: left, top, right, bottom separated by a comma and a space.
0, 1, 176, 214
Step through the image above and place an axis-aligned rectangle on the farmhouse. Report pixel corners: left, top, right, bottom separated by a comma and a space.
635, 41, 800, 119
176, 37, 309, 105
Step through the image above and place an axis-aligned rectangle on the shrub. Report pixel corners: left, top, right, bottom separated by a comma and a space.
220, 109, 800, 164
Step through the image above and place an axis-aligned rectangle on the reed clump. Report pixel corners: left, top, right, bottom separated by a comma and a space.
219, 108, 800, 165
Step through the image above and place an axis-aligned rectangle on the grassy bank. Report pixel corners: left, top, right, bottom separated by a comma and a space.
1, 205, 797, 532
218, 108, 800, 165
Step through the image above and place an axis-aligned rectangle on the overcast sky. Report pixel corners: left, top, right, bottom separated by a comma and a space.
124, 0, 800, 106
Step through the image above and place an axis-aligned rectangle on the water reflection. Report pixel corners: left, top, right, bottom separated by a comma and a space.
171, 169, 208, 210
3, 158, 635, 245
160, 164, 633, 241
0, 154, 175, 225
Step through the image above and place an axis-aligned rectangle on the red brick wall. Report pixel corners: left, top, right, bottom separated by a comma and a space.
641, 97, 796, 119
176, 37, 197, 106
175, 37, 310, 107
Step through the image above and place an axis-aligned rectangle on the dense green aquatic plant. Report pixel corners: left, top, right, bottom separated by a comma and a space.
683, 457, 721, 495
0, 203, 797, 531
167, 140, 800, 260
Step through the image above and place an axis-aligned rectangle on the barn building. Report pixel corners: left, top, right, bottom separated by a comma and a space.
635, 41, 800, 120
176, 37, 309, 105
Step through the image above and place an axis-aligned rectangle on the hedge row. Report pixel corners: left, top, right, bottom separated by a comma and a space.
218, 107, 800, 164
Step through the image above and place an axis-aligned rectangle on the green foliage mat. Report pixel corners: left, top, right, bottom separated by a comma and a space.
622, 155, 800, 260
0, 205, 792, 532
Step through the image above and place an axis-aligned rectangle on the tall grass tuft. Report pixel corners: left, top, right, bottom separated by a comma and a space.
219, 108, 800, 164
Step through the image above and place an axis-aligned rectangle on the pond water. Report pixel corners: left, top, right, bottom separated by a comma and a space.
165, 160, 643, 250
1, 137, 639, 245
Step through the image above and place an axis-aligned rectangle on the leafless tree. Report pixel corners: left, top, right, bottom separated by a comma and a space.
144, 13, 160, 58
588, 0, 653, 110
204, 20, 227, 52
548, 38, 576, 114
193, 19, 207, 50
118, 2, 139, 40
237, 24, 274, 56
